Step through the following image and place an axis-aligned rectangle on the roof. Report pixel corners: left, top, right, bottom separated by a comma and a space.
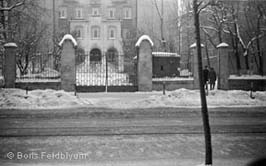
152, 52, 180, 57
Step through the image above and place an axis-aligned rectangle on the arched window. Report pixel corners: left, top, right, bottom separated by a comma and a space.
108, 26, 116, 39
124, 7, 132, 19
107, 48, 118, 63
91, 26, 100, 39
74, 26, 84, 39
90, 48, 102, 62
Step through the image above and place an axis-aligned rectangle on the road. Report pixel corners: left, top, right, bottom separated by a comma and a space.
0, 107, 266, 166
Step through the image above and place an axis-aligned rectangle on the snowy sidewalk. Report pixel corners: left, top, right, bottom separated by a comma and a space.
0, 88, 266, 109
77, 89, 266, 109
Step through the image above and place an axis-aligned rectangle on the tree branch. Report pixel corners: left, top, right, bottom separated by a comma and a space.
0, 0, 25, 11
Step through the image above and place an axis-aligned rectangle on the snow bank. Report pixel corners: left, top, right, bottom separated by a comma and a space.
0, 89, 84, 109
135, 35, 154, 47
136, 89, 266, 108
85, 89, 266, 109
0, 88, 265, 109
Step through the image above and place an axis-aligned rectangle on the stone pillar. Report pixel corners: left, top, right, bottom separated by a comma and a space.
59, 34, 77, 92
217, 43, 230, 90
136, 35, 154, 91
190, 43, 204, 89
3, 43, 17, 88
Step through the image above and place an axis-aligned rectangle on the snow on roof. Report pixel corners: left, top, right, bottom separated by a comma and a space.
59, 34, 78, 47
4, 43, 17, 48
135, 35, 154, 47
190, 43, 204, 48
217, 42, 229, 48
152, 52, 180, 57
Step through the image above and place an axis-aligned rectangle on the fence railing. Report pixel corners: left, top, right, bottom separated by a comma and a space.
16, 53, 60, 82
76, 53, 137, 86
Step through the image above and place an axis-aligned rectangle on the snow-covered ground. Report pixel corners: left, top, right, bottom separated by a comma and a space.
0, 88, 265, 109
0, 89, 84, 109
82, 89, 266, 109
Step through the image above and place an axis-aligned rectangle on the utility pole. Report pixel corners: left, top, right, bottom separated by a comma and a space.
193, 0, 212, 165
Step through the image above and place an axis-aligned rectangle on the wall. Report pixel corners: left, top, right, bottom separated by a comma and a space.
152, 80, 194, 91
152, 57, 180, 78
228, 79, 266, 91
16, 82, 61, 90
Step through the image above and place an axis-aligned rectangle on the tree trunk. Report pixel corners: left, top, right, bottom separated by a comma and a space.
0, 0, 6, 40
257, 7, 263, 76
233, 23, 241, 75
193, 0, 212, 165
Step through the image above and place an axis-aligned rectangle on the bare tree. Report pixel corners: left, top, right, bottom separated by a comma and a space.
0, 0, 25, 41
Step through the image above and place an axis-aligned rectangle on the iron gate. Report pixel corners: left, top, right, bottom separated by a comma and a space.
76, 51, 138, 92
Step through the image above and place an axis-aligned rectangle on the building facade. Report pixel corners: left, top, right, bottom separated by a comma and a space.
57, 0, 137, 71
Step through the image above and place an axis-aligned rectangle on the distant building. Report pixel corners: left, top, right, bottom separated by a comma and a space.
57, 0, 137, 71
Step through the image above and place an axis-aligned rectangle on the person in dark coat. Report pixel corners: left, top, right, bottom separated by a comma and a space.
209, 67, 217, 90
203, 66, 209, 90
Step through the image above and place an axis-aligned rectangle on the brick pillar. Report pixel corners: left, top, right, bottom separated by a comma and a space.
3, 43, 17, 88
190, 43, 204, 89
217, 43, 230, 90
59, 34, 77, 92
136, 35, 153, 91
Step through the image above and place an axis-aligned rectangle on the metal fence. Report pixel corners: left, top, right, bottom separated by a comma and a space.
16, 53, 60, 82
76, 53, 137, 87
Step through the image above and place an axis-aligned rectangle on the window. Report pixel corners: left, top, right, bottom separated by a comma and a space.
90, 49, 102, 62
59, 7, 67, 19
91, 26, 100, 39
108, 8, 115, 19
108, 27, 116, 39
92, 8, 100, 16
74, 26, 83, 39
124, 7, 132, 19
75, 8, 83, 19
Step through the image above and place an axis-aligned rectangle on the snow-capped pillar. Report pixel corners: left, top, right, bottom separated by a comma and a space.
59, 34, 77, 92
190, 43, 204, 89
3, 43, 17, 88
217, 42, 230, 90
136, 35, 154, 91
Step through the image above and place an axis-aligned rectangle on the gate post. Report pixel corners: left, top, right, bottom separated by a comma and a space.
217, 43, 229, 90
135, 35, 154, 91
3, 43, 17, 88
59, 34, 77, 92
190, 43, 204, 89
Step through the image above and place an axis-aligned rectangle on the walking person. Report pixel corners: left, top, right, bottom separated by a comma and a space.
203, 66, 209, 90
209, 67, 217, 90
